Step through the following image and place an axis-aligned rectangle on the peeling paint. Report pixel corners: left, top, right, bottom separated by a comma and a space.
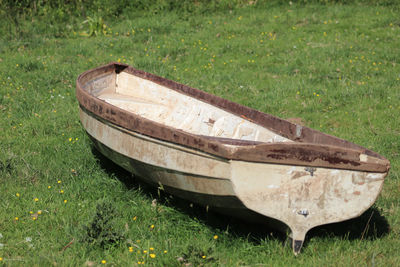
296, 125, 303, 138
366, 173, 385, 180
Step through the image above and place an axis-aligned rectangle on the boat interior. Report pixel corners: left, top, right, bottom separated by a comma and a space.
85, 71, 292, 144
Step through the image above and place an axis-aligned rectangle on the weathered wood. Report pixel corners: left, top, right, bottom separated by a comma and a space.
76, 63, 390, 254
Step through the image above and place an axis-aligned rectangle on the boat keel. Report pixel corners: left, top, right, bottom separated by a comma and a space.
290, 229, 306, 255
293, 239, 304, 255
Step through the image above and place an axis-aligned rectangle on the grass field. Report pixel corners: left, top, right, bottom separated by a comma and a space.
1, 1, 399, 266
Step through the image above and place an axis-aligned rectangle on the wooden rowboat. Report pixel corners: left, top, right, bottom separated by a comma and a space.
76, 63, 390, 254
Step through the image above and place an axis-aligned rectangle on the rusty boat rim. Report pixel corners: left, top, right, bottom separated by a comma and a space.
76, 62, 390, 173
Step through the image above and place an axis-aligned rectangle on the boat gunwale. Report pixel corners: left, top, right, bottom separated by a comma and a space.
76, 62, 390, 173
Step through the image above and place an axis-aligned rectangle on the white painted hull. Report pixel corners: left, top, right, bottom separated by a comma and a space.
80, 108, 386, 254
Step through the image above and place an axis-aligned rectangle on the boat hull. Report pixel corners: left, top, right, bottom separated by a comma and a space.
76, 63, 390, 254
80, 107, 386, 254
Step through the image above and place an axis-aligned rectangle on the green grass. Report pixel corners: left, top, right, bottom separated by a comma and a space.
1, 1, 400, 266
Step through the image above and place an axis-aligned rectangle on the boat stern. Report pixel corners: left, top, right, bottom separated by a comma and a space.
229, 160, 387, 255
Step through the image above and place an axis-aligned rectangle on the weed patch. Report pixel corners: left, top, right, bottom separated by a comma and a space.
81, 201, 125, 248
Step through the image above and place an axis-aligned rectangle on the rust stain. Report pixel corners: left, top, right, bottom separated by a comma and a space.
269, 148, 361, 167
351, 173, 365, 185
240, 114, 252, 121
334, 188, 340, 195
291, 171, 308, 179
353, 191, 361, 195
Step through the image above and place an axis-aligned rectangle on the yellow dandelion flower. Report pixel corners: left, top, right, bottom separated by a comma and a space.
48, 186, 51, 189
132, 216, 137, 221
34, 198, 39, 202
32, 217, 37, 221
150, 224, 155, 229
15, 217, 19, 221
101, 260, 106, 264
64, 200, 68, 203
143, 250, 148, 254
202, 255, 206, 259
38, 210, 42, 215
213, 235, 218, 240
16, 193, 20, 197
58, 180, 62, 184
150, 253, 156, 258
60, 190, 64, 194
164, 250, 167, 254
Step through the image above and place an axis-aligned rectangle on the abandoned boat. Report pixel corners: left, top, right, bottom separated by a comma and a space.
76, 62, 390, 254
